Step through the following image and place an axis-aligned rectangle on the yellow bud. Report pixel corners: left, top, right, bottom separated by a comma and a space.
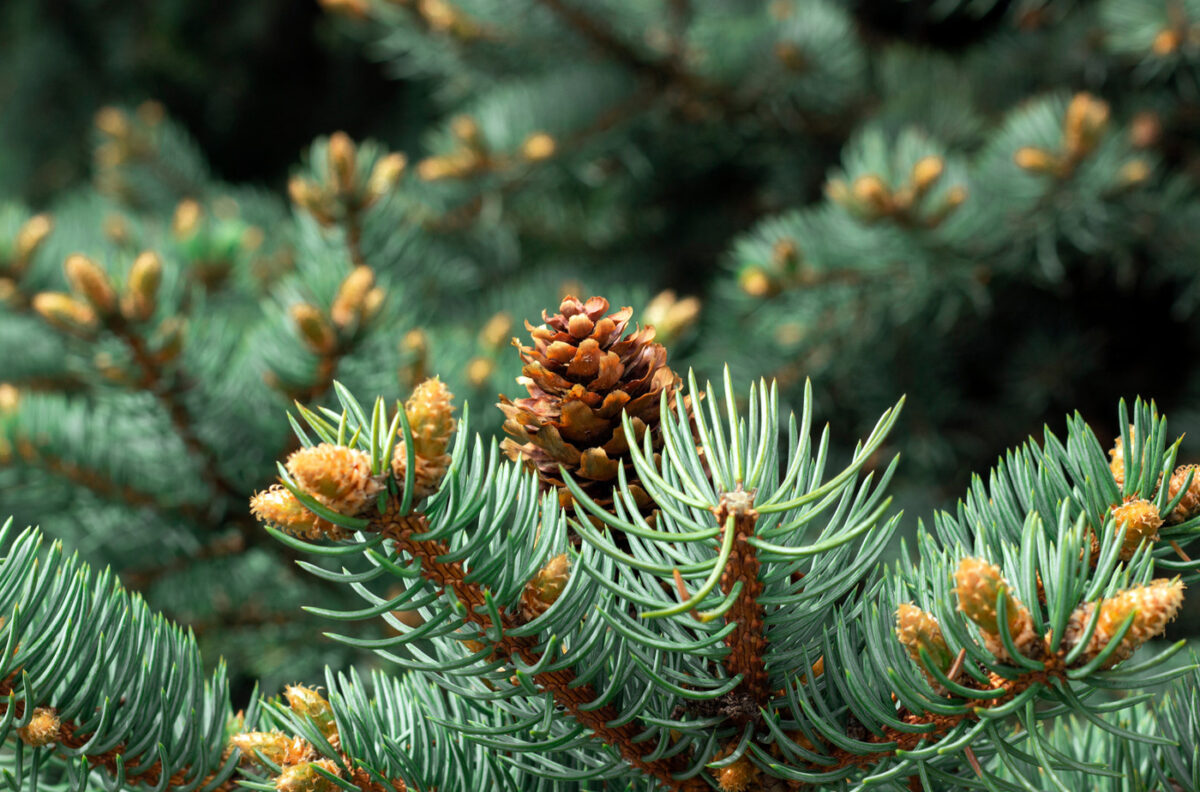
286, 443, 383, 516
896, 603, 954, 677
392, 377, 456, 497
405, 377, 456, 459
478, 311, 512, 350
365, 153, 407, 204
33, 292, 97, 333
94, 141, 126, 170
14, 214, 53, 268
1167, 464, 1200, 524
289, 176, 316, 209
910, 155, 945, 193
418, 0, 475, 34
285, 685, 338, 740
738, 266, 776, 298
94, 106, 130, 138
401, 327, 428, 355
0, 383, 19, 414
521, 132, 556, 162
330, 266, 375, 328
824, 178, 851, 207
954, 558, 1037, 661
1066, 579, 1184, 668
465, 356, 495, 387
1153, 28, 1182, 56
1109, 427, 1134, 487
229, 731, 292, 765
172, 199, 203, 238
291, 304, 336, 354
714, 752, 758, 792
0, 279, 15, 305
361, 287, 386, 323
64, 254, 116, 314
416, 151, 480, 181
250, 485, 345, 541
1110, 498, 1162, 559
276, 759, 342, 792
943, 185, 968, 208
450, 114, 481, 146
851, 174, 892, 215
1014, 146, 1057, 173
644, 290, 701, 342
327, 132, 357, 196
17, 707, 60, 747
1063, 92, 1110, 160
1117, 159, 1151, 186
520, 553, 570, 621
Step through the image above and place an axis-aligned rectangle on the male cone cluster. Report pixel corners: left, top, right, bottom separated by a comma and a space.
229, 685, 406, 792
250, 378, 457, 539
498, 295, 680, 513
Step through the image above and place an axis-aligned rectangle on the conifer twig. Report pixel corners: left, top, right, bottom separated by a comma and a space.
376, 505, 707, 792
714, 487, 770, 720
0, 673, 238, 791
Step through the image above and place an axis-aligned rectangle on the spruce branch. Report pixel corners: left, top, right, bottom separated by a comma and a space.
713, 486, 769, 720
375, 507, 705, 792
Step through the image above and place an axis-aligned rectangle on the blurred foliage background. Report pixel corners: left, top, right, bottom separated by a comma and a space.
5, 0, 1200, 697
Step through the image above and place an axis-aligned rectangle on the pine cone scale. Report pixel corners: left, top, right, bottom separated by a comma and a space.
499, 295, 679, 513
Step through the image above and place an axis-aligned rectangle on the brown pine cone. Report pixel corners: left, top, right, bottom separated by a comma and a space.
498, 295, 680, 514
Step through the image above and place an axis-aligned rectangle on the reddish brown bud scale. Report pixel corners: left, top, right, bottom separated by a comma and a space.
498, 295, 679, 514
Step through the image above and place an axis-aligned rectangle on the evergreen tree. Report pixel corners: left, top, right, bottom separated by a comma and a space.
3, 0, 1200, 789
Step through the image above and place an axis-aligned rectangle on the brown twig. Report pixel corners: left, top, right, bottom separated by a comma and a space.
106, 312, 243, 505
713, 487, 770, 720
376, 505, 706, 792
819, 661, 1065, 775
0, 673, 239, 792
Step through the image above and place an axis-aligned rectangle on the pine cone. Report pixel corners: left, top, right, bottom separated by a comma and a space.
498, 295, 680, 513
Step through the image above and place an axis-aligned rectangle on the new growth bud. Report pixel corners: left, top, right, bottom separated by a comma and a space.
276, 759, 343, 792
910, 155, 944, 192
954, 557, 1038, 660
64, 254, 116, 314
17, 707, 60, 747
1063, 92, 1110, 160
896, 603, 955, 681
521, 132, 556, 162
250, 484, 346, 541
33, 292, 97, 333
327, 132, 357, 196
364, 152, 407, 205
520, 553, 570, 621
230, 731, 293, 766
330, 266, 375, 328
13, 214, 53, 272
1014, 146, 1057, 173
286, 444, 383, 517
284, 685, 339, 742
1065, 579, 1184, 668
291, 304, 336, 354
1167, 465, 1200, 524
123, 251, 162, 321
1110, 498, 1162, 559
391, 377, 457, 499
173, 199, 203, 239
